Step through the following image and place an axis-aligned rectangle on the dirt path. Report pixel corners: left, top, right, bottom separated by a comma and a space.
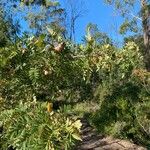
75, 118, 147, 150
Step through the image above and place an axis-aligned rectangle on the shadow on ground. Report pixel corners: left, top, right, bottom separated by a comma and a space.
75, 118, 147, 150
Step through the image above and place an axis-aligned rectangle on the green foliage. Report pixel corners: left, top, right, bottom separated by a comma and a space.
0, 101, 82, 150
66, 38, 150, 147
25, 1, 65, 36
0, 35, 84, 106
0, 7, 20, 47
104, 0, 141, 35
0, 24, 149, 148
84, 23, 112, 45
0, 0, 66, 37
89, 55, 150, 147
1, 0, 150, 148
119, 19, 138, 34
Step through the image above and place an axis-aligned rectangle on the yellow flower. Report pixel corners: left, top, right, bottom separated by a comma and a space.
47, 102, 53, 112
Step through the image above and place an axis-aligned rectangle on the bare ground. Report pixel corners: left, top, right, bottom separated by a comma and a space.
75, 118, 147, 150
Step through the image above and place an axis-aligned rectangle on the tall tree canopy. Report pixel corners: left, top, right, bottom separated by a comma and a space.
105, 0, 150, 70
0, 5, 20, 47
0, 0, 66, 37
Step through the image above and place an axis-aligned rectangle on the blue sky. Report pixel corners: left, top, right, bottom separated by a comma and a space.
59, 0, 125, 44
17, 0, 141, 45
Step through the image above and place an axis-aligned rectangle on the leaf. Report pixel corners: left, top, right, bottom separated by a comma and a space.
72, 133, 82, 141
29, 68, 39, 82
72, 120, 82, 130
47, 27, 56, 36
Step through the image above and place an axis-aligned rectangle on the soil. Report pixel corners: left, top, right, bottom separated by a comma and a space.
75, 118, 147, 150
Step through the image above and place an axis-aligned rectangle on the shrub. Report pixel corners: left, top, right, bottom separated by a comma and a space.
91, 80, 150, 146
0, 101, 82, 150
88, 43, 150, 147
0, 35, 89, 107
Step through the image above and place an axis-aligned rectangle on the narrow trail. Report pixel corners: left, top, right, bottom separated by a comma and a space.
75, 118, 147, 150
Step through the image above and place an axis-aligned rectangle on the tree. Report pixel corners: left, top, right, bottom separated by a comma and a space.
141, 0, 150, 70
104, 0, 150, 70
0, 4, 20, 47
84, 23, 112, 45
63, 0, 86, 41
0, 0, 66, 37
25, 2, 66, 36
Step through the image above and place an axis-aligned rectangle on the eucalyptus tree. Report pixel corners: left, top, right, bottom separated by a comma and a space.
25, 2, 66, 36
104, 0, 150, 70
0, 0, 66, 37
0, 5, 20, 47
84, 23, 112, 46
62, 0, 86, 41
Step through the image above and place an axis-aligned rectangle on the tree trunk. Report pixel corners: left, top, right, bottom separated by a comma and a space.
141, 0, 150, 71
